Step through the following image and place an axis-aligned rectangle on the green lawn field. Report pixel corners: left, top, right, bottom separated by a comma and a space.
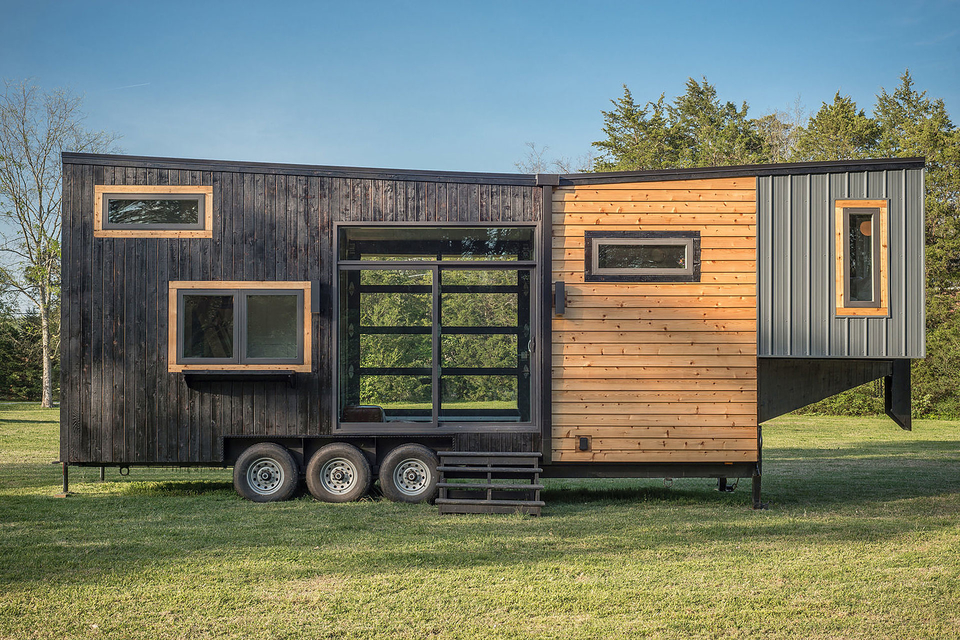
1, 404, 958, 639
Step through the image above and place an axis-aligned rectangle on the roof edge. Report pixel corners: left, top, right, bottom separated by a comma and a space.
60, 152, 540, 186
557, 157, 925, 185
62, 152, 925, 186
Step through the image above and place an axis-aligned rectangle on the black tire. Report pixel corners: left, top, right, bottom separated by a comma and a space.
379, 444, 439, 503
233, 443, 300, 502
305, 443, 372, 503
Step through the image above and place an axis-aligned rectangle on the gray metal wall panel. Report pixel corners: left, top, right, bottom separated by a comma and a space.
758, 168, 924, 358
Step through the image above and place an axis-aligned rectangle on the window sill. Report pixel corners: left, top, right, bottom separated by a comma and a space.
182, 370, 297, 389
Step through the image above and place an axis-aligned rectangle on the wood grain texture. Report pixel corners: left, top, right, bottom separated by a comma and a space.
167, 280, 313, 373
65, 162, 543, 464
552, 177, 758, 463
93, 184, 214, 238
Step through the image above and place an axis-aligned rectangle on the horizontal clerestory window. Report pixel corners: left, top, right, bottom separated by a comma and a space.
168, 282, 312, 372
584, 230, 701, 282
94, 185, 213, 238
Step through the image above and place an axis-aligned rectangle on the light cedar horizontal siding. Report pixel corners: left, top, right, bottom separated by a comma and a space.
554, 236, 756, 249
552, 177, 758, 463
551, 449, 757, 463
553, 343, 757, 355
555, 224, 756, 237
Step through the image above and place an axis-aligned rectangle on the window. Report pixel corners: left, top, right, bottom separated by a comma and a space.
584, 231, 700, 282
94, 185, 213, 238
168, 281, 311, 372
835, 200, 889, 317
336, 226, 536, 429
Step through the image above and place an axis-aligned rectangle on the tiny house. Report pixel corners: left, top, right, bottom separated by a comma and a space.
60, 153, 925, 510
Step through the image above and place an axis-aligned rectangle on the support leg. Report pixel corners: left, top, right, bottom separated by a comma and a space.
752, 473, 766, 510
55, 463, 70, 497
99, 466, 105, 482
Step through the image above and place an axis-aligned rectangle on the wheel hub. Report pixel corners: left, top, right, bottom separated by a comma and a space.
320, 458, 359, 495
394, 459, 431, 496
247, 458, 284, 496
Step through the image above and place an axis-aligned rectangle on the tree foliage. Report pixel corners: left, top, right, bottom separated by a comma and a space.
592, 78, 767, 171
0, 80, 119, 405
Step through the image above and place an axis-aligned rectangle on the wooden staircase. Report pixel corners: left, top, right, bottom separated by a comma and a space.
436, 451, 544, 516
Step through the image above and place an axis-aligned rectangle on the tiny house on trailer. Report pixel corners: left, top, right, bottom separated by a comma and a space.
59, 153, 925, 511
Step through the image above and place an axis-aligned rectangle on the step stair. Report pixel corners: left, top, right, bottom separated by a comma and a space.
436, 451, 544, 516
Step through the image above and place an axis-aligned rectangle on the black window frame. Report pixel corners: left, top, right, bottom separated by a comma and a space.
102, 192, 206, 231
177, 288, 305, 366
584, 230, 701, 282
333, 222, 540, 434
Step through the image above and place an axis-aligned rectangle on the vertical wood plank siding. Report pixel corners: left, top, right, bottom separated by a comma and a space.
757, 169, 925, 358
551, 178, 759, 464
61, 161, 541, 464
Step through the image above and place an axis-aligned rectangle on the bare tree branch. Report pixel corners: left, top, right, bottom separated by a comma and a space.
0, 78, 120, 406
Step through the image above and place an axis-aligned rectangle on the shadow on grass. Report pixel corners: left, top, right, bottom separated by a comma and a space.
120, 480, 234, 497
543, 483, 740, 507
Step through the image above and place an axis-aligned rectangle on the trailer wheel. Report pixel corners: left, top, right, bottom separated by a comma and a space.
305, 443, 372, 503
379, 444, 438, 503
233, 443, 299, 502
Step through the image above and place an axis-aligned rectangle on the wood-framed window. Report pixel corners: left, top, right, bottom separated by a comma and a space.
584, 230, 701, 282
94, 185, 213, 238
168, 281, 312, 372
835, 200, 889, 317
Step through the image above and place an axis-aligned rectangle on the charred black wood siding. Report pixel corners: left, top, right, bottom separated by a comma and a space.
61, 158, 542, 465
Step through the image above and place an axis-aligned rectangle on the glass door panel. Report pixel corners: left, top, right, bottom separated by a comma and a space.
340, 268, 434, 422
439, 269, 532, 423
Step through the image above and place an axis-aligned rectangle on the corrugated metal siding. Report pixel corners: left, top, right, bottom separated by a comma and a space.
758, 168, 925, 358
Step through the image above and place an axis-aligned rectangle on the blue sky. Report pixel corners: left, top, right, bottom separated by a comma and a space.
1, 0, 958, 172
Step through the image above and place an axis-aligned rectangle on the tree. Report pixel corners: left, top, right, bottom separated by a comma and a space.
667, 77, 766, 168
591, 78, 768, 171
792, 91, 881, 161
515, 142, 595, 174
0, 80, 119, 406
755, 97, 806, 164
874, 71, 960, 416
593, 86, 673, 171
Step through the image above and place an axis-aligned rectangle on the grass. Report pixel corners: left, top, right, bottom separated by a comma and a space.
1, 405, 959, 639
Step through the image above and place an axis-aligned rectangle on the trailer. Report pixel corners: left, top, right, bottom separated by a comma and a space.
59, 153, 925, 511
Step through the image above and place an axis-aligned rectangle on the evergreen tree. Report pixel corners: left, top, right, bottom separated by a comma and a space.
874, 71, 960, 415
792, 92, 881, 161
593, 86, 672, 171
592, 78, 768, 171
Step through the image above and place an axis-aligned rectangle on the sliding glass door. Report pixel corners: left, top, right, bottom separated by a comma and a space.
337, 226, 536, 429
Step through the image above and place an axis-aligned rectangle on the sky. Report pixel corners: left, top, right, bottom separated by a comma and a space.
1, 0, 958, 173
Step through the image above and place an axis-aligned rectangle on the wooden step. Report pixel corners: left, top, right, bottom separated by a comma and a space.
437, 451, 544, 516
437, 482, 545, 490
437, 465, 543, 474
436, 498, 546, 507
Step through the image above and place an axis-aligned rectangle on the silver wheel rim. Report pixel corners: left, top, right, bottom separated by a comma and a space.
319, 458, 359, 495
393, 458, 431, 496
247, 457, 284, 496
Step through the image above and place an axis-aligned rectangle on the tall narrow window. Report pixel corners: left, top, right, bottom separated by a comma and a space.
835, 200, 889, 317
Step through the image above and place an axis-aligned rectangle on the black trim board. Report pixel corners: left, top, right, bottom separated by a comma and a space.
558, 157, 925, 185
64, 152, 923, 187
63, 152, 540, 186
